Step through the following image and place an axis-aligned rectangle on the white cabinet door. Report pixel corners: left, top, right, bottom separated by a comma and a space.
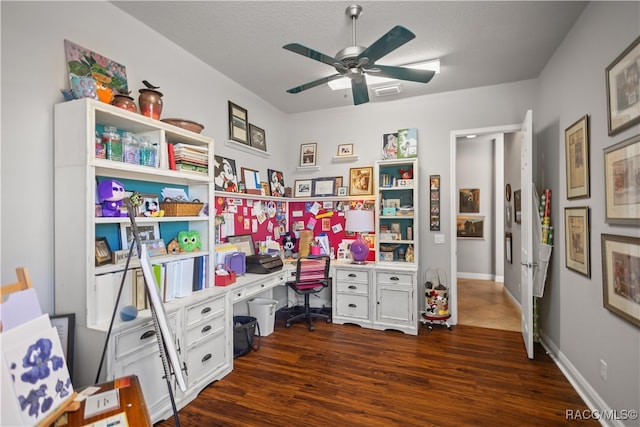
376, 284, 413, 325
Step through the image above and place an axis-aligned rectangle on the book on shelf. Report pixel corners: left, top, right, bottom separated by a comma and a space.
175, 163, 208, 174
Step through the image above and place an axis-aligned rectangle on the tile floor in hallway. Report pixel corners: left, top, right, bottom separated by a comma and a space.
457, 278, 521, 332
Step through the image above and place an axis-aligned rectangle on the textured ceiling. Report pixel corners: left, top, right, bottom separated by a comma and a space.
112, 1, 587, 114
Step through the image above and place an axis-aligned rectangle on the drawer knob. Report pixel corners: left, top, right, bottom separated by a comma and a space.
202, 353, 212, 363
348, 273, 356, 278
390, 276, 399, 281
201, 307, 211, 314
140, 330, 155, 340
348, 285, 357, 289
348, 303, 357, 308
201, 325, 212, 333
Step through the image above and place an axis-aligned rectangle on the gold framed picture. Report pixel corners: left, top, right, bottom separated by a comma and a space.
604, 134, 640, 225
565, 115, 590, 199
606, 36, 640, 136
601, 233, 640, 328
564, 207, 590, 277
349, 166, 373, 196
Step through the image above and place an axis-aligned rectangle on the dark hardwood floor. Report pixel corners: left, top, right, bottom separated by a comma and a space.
157, 311, 596, 426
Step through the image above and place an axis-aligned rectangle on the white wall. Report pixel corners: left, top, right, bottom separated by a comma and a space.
503, 132, 522, 302
0, 1, 290, 312
537, 1, 640, 416
456, 135, 495, 278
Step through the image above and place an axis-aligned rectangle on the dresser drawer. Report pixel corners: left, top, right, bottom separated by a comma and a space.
336, 280, 369, 295
186, 296, 224, 327
377, 272, 414, 285
186, 313, 225, 346
336, 269, 369, 283
115, 313, 177, 360
186, 331, 226, 388
336, 294, 369, 319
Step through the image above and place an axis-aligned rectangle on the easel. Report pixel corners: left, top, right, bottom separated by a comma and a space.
94, 197, 182, 426
1, 267, 81, 426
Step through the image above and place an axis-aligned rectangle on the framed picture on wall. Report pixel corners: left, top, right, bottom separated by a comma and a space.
606, 36, 640, 136
294, 179, 312, 198
505, 232, 513, 264
300, 143, 317, 167
456, 215, 485, 239
604, 134, 640, 225
564, 207, 591, 277
565, 115, 590, 199
214, 155, 239, 192
514, 189, 522, 224
241, 167, 261, 195
312, 177, 336, 197
228, 101, 249, 145
459, 188, 480, 213
248, 124, 267, 151
601, 233, 640, 328
267, 169, 285, 197
349, 166, 373, 196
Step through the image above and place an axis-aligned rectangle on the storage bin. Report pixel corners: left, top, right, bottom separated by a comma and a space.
247, 298, 277, 336
233, 315, 259, 358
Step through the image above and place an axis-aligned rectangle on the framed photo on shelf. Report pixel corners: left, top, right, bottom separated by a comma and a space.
312, 177, 336, 197
349, 166, 373, 196
332, 176, 343, 195
267, 169, 286, 197
228, 101, 248, 144
456, 215, 485, 239
241, 167, 262, 195
294, 179, 312, 198
565, 115, 590, 199
601, 233, 640, 328
604, 134, 640, 225
300, 143, 317, 166
95, 237, 112, 266
564, 207, 591, 277
606, 36, 640, 136
214, 155, 239, 192
382, 132, 398, 160
337, 186, 348, 197
260, 181, 270, 196
249, 124, 266, 151
50, 313, 75, 381
337, 143, 354, 156
120, 222, 160, 250
135, 193, 160, 217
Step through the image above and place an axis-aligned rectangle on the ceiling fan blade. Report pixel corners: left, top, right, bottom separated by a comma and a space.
375, 65, 436, 83
283, 43, 344, 68
286, 74, 342, 94
351, 76, 369, 105
357, 25, 416, 64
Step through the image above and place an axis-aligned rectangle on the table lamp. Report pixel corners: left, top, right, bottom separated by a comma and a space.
345, 209, 374, 264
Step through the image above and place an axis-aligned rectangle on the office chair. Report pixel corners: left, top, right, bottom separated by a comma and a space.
286, 255, 331, 331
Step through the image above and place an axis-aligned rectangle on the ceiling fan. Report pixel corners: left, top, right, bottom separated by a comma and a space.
283, 4, 435, 105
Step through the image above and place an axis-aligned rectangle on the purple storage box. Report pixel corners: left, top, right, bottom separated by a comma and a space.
225, 252, 246, 275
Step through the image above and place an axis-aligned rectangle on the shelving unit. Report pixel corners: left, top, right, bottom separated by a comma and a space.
53, 98, 229, 422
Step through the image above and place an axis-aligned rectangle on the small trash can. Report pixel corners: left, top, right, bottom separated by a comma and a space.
248, 298, 278, 336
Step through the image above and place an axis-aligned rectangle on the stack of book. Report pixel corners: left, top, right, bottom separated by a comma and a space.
168, 143, 209, 174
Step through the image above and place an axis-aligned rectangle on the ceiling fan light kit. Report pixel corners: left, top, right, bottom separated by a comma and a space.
283, 4, 436, 105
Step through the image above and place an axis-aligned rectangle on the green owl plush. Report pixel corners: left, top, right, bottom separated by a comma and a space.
177, 230, 201, 252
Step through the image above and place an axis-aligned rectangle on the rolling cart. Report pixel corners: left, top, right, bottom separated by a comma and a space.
421, 268, 451, 331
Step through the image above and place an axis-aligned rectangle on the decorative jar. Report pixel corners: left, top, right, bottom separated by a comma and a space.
138, 88, 163, 120
111, 94, 137, 113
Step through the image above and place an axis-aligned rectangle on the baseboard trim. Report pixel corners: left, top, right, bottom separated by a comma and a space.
457, 272, 497, 281
539, 332, 621, 427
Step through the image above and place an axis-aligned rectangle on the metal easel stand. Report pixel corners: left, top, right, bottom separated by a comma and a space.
95, 197, 182, 426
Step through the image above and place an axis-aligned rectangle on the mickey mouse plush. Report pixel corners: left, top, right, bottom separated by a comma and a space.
282, 232, 297, 259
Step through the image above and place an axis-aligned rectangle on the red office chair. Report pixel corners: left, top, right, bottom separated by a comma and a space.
286, 256, 331, 331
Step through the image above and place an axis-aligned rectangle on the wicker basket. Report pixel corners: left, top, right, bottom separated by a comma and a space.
161, 198, 203, 217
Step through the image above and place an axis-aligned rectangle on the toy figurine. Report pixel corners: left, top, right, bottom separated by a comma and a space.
97, 180, 127, 217
167, 238, 180, 255
282, 232, 298, 259
177, 230, 201, 252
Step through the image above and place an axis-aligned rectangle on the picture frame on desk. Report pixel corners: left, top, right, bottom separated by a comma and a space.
95, 237, 112, 266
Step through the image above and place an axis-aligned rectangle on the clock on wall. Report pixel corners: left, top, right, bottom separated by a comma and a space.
505, 183, 512, 202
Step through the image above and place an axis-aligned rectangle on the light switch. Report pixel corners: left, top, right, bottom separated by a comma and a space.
434, 234, 445, 244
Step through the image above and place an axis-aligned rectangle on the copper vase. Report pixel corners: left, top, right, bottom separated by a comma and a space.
111, 94, 137, 113
138, 89, 163, 120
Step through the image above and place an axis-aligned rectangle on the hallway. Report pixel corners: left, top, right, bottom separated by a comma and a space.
457, 278, 521, 332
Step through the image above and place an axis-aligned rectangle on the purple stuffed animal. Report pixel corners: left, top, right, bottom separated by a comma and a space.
98, 180, 128, 217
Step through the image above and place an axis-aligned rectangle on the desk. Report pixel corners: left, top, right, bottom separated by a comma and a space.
59, 375, 151, 426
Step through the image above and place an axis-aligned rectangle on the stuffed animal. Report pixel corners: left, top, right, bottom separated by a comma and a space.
97, 180, 128, 217
282, 232, 297, 259
177, 230, 201, 252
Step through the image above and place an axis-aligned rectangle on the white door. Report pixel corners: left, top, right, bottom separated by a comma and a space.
519, 110, 534, 359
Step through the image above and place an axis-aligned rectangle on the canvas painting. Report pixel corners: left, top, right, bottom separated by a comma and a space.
214, 155, 239, 192
459, 188, 480, 213
64, 40, 128, 97
397, 128, 418, 158
382, 132, 398, 159
3, 317, 73, 424
267, 169, 286, 197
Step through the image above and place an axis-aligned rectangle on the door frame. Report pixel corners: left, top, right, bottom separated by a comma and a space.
449, 124, 521, 326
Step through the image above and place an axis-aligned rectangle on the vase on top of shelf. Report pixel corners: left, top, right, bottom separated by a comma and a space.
138, 80, 163, 120
111, 90, 137, 113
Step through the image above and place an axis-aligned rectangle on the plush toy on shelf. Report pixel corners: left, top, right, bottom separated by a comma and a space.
282, 232, 298, 259
177, 230, 201, 252
97, 179, 128, 217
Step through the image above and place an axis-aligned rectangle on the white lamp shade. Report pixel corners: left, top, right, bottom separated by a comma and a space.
345, 209, 374, 233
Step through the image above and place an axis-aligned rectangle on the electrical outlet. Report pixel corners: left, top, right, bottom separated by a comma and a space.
600, 359, 607, 382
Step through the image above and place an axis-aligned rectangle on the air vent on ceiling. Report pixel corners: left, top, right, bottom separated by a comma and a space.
373, 84, 402, 97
